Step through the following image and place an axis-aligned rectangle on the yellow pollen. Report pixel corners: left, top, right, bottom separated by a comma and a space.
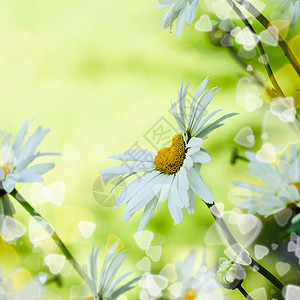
154, 134, 186, 175
184, 288, 197, 300
1, 163, 13, 176
290, 182, 300, 194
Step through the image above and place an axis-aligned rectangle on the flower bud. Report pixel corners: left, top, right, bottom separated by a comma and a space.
216, 258, 245, 290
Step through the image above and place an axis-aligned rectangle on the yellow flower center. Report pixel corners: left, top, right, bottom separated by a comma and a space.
154, 134, 186, 174
184, 288, 197, 300
1, 163, 13, 176
290, 182, 300, 194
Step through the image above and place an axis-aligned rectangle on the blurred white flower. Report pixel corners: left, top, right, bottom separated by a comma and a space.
83, 242, 139, 300
0, 267, 46, 300
234, 145, 300, 222
0, 120, 58, 193
168, 251, 224, 299
275, 0, 300, 25
157, 0, 199, 38
100, 78, 236, 232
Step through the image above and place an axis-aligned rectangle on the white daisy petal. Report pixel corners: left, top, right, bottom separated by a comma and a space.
185, 188, 195, 215
138, 197, 159, 232
190, 150, 211, 164
171, 173, 185, 208
113, 171, 158, 209
110, 149, 156, 162
185, 0, 199, 24
168, 191, 183, 223
187, 167, 214, 204
2, 177, 16, 193
100, 162, 155, 180
186, 137, 202, 148
183, 155, 193, 169
123, 174, 164, 218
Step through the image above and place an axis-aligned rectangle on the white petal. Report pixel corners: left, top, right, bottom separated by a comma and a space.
185, 188, 195, 215
17, 127, 50, 163
100, 162, 155, 181
12, 120, 30, 157
19, 163, 54, 177
186, 167, 214, 203
171, 173, 184, 208
2, 176, 16, 193
185, 0, 199, 25
123, 174, 164, 219
178, 166, 189, 190
137, 197, 158, 232
110, 149, 156, 162
190, 150, 211, 164
176, 5, 186, 38
167, 191, 183, 224
183, 155, 193, 169
187, 77, 209, 130
114, 172, 158, 209
186, 137, 203, 148
157, 175, 173, 203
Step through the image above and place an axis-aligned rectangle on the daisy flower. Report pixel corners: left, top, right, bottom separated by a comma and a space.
0, 120, 57, 194
100, 78, 237, 232
233, 145, 300, 223
157, 0, 199, 38
168, 251, 224, 299
274, 0, 300, 25
83, 242, 139, 300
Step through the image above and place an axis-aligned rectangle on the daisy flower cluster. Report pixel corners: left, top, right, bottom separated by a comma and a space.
100, 78, 236, 232
234, 144, 300, 224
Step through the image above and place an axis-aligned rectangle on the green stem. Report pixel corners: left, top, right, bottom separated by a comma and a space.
238, 285, 254, 300
227, 46, 276, 98
235, 0, 300, 77
225, 0, 285, 97
206, 203, 285, 292
10, 189, 84, 279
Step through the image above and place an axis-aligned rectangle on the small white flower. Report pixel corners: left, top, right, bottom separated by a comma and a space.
234, 145, 300, 221
157, 0, 199, 38
83, 242, 139, 300
274, 0, 300, 25
100, 78, 236, 232
169, 251, 224, 299
0, 120, 57, 194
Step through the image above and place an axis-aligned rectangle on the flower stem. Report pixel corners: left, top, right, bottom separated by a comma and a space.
10, 188, 84, 279
238, 285, 254, 300
206, 203, 285, 292
234, 0, 300, 77
226, 46, 275, 98
225, 0, 285, 97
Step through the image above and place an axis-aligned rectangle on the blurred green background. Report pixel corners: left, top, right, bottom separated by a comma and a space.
0, 0, 299, 299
